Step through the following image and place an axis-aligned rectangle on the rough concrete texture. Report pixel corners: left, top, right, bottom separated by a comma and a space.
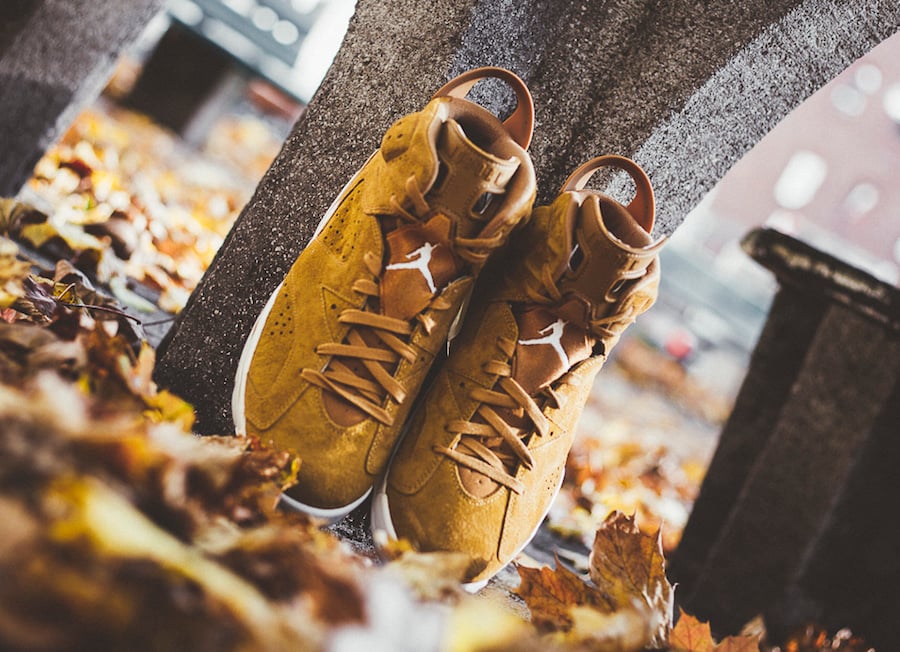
680, 301, 900, 638
668, 288, 826, 598
0, 0, 164, 197
156, 0, 900, 433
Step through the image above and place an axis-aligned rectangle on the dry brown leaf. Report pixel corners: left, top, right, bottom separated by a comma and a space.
0, 374, 349, 651
516, 562, 612, 632
589, 511, 674, 646
0, 321, 85, 383
716, 635, 760, 652
670, 610, 760, 652
670, 611, 716, 652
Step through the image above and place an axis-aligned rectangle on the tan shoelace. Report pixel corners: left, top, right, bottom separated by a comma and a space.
434, 260, 641, 490
301, 175, 508, 426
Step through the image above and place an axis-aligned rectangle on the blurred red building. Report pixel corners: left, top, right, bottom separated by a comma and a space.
709, 32, 900, 285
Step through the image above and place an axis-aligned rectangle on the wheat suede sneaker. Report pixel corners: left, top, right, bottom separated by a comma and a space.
372, 155, 664, 584
232, 68, 537, 519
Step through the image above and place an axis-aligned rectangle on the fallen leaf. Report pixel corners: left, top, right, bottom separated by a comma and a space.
0, 199, 47, 238
444, 596, 533, 652
773, 624, 871, 651
0, 321, 86, 383
562, 604, 654, 652
0, 237, 30, 309
22, 276, 62, 320
589, 511, 674, 646
516, 562, 611, 632
383, 549, 472, 603
716, 635, 759, 652
670, 610, 760, 652
670, 611, 715, 652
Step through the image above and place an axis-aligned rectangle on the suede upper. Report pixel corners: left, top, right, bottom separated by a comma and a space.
238, 88, 536, 512
380, 158, 662, 582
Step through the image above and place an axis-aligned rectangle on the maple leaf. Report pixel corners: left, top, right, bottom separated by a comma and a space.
670, 611, 716, 652
516, 561, 655, 651
670, 610, 760, 652
516, 561, 613, 632
589, 511, 674, 646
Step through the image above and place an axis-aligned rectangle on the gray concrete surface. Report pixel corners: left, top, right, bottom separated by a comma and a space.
0, 0, 164, 197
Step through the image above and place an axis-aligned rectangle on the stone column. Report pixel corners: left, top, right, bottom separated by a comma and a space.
0, 0, 164, 197
670, 228, 900, 647
155, 0, 900, 434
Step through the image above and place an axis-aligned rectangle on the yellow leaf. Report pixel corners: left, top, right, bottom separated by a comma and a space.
445, 597, 530, 652
564, 603, 653, 652
0, 237, 30, 309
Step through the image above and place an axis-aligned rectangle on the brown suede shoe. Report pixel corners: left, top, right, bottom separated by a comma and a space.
372, 155, 664, 584
232, 68, 536, 518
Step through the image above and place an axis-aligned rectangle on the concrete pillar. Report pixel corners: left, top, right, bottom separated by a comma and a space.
154, 0, 900, 433
670, 228, 900, 647
0, 0, 164, 197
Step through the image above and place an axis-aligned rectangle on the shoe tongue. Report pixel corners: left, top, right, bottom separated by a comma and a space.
511, 301, 594, 395
381, 214, 463, 320
510, 193, 655, 394
426, 120, 520, 237
380, 121, 519, 321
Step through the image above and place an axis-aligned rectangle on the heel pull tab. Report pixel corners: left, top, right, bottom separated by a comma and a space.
432, 67, 534, 151
562, 155, 656, 234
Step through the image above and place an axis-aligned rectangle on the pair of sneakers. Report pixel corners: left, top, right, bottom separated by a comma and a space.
232, 67, 665, 586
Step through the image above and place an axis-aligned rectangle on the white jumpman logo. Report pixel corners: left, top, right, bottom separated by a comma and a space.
518, 318, 569, 368
386, 242, 439, 293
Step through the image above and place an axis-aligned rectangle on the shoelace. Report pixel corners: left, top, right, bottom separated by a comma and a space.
301, 175, 508, 426
434, 260, 643, 491
435, 335, 582, 492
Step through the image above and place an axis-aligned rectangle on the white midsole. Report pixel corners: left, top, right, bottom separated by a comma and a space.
280, 486, 372, 522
